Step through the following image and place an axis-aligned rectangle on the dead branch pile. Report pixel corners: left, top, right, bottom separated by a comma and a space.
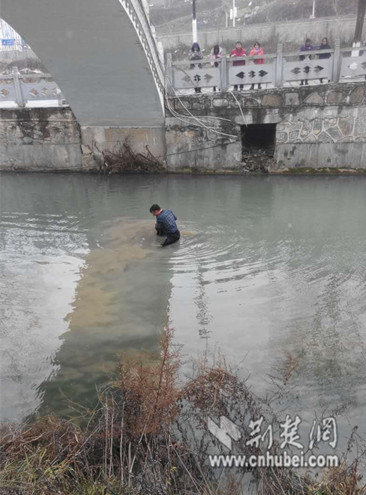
100, 139, 166, 174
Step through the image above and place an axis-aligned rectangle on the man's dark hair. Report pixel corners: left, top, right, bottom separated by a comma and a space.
149, 204, 161, 213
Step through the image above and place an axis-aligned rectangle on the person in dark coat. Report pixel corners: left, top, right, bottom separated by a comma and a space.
299, 38, 314, 86
317, 37, 331, 83
210, 44, 223, 92
150, 204, 180, 247
189, 42, 203, 93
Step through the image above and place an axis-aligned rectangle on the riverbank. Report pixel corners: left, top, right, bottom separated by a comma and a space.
0, 83, 360, 174
165, 84, 366, 173
1, 82, 366, 173
1, 329, 365, 495
152, 167, 366, 175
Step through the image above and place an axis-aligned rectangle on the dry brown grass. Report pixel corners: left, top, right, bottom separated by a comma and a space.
1, 328, 366, 495
117, 328, 180, 438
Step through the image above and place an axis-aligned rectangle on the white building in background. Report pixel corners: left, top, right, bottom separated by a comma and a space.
0, 18, 24, 50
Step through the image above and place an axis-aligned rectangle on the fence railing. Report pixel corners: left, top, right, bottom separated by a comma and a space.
167, 42, 366, 93
2, 42, 366, 109
0, 67, 66, 107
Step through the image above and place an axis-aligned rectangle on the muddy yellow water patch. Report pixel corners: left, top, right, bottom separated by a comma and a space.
67, 220, 153, 331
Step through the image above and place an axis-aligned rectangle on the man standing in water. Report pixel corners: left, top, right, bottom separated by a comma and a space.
149, 204, 180, 247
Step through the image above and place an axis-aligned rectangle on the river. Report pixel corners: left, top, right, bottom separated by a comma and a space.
1, 172, 366, 458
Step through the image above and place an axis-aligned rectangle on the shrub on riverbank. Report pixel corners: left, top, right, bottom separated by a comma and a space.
1, 328, 365, 495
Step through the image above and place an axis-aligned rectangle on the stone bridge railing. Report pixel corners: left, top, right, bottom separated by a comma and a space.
167, 43, 366, 93
120, 0, 165, 95
0, 68, 65, 107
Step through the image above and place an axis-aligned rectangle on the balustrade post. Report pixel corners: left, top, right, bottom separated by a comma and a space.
275, 42, 283, 88
332, 38, 341, 83
57, 87, 64, 107
12, 66, 25, 107
220, 56, 228, 92
166, 52, 175, 96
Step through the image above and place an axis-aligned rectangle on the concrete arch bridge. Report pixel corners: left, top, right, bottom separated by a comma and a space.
1, 0, 166, 167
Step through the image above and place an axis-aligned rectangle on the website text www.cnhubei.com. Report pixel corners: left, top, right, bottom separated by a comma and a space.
209, 451, 339, 469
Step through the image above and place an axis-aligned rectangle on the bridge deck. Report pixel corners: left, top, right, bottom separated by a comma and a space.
1, 0, 164, 127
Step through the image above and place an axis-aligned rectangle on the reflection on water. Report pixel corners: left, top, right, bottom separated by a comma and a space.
1, 173, 366, 454
0, 205, 87, 421
39, 220, 172, 416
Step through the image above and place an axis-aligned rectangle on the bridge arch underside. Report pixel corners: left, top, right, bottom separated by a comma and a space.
1, 0, 164, 131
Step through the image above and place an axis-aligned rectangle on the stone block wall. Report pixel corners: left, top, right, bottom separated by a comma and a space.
274, 85, 366, 170
165, 83, 366, 172
2, 83, 366, 173
0, 108, 166, 172
0, 108, 83, 171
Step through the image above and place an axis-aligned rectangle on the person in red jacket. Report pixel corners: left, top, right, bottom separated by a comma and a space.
249, 41, 264, 90
230, 41, 247, 91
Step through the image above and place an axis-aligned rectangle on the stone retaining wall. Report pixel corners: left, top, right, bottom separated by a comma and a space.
2, 83, 366, 173
165, 83, 366, 172
0, 108, 83, 171
0, 108, 167, 172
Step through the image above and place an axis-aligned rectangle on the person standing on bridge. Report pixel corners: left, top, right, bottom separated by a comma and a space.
230, 41, 247, 91
317, 37, 332, 84
249, 41, 265, 90
150, 204, 180, 247
210, 44, 223, 92
299, 38, 314, 86
189, 42, 203, 93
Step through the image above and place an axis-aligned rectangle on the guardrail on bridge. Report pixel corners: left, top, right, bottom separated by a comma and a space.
0, 67, 65, 107
167, 42, 366, 93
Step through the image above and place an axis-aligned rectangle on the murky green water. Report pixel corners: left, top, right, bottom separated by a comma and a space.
1, 173, 366, 455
